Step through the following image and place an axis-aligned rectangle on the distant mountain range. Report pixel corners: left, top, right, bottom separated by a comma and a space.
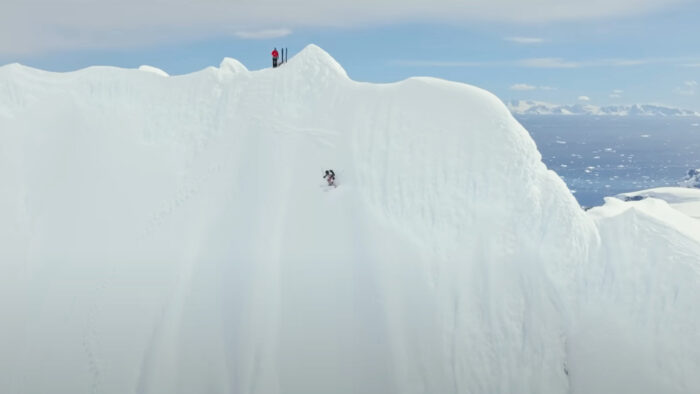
507, 100, 700, 117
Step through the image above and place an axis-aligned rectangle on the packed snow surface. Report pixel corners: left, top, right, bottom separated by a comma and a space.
616, 187, 700, 220
1, 45, 699, 394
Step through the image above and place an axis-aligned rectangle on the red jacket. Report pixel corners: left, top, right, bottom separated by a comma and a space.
271, 49, 279, 58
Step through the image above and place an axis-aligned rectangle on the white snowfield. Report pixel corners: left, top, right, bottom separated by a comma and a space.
1, 45, 699, 394
616, 187, 700, 220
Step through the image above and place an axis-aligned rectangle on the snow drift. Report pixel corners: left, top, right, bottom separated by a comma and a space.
617, 187, 700, 220
1, 45, 699, 394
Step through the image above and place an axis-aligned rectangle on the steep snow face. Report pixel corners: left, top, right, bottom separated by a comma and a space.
582, 197, 700, 394
1, 45, 699, 394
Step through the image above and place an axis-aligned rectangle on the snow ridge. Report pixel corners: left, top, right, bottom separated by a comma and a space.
138, 65, 169, 77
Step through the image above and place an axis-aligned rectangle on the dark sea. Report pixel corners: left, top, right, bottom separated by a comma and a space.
518, 116, 700, 208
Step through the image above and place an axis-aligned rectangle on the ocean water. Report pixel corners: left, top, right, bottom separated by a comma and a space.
518, 116, 700, 208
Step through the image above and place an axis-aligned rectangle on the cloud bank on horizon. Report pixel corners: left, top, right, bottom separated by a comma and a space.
1, 0, 691, 54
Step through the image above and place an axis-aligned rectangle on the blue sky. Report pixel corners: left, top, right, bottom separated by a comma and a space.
2, 0, 699, 110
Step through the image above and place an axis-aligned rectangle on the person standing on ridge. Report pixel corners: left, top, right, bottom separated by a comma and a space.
271, 48, 279, 68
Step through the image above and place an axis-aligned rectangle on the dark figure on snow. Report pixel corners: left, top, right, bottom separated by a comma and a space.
324, 169, 336, 186
271, 48, 279, 68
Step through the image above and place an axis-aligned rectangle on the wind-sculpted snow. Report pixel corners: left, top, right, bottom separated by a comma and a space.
1, 45, 699, 394
583, 197, 700, 394
617, 187, 700, 219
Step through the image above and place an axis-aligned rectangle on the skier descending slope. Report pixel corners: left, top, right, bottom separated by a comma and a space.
323, 169, 336, 187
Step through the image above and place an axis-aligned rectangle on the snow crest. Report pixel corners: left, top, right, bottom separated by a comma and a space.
1, 46, 699, 394
138, 65, 169, 77
286, 44, 348, 79
219, 57, 248, 74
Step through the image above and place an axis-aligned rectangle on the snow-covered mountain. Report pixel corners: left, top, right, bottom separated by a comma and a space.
508, 99, 700, 116
2, 45, 700, 394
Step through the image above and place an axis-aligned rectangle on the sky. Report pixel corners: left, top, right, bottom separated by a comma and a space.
1, 0, 699, 110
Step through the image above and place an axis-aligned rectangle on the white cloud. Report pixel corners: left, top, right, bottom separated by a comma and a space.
578, 96, 591, 101
610, 89, 623, 98
234, 29, 292, 40
613, 89, 624, 94
510, 83, 537, 91
517, 57, 678, 69
518, 58, 581, 68
674, 88, 695, 96
510, 83, 557, 91
607, 59, 648, 66
675, 80, 697, 95
395, 56, 686, 69
505, 37, 545, 44
0, 0, 689, 55
393, 60, 496, 67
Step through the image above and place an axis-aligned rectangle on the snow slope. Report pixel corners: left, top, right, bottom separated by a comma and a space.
577, 195, 700, 394
1, 45, 700, 394
617, 187, 700, 220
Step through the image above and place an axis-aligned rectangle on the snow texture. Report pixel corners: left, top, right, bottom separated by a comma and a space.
617, 187, 700, 220
1, 44, 699, 394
